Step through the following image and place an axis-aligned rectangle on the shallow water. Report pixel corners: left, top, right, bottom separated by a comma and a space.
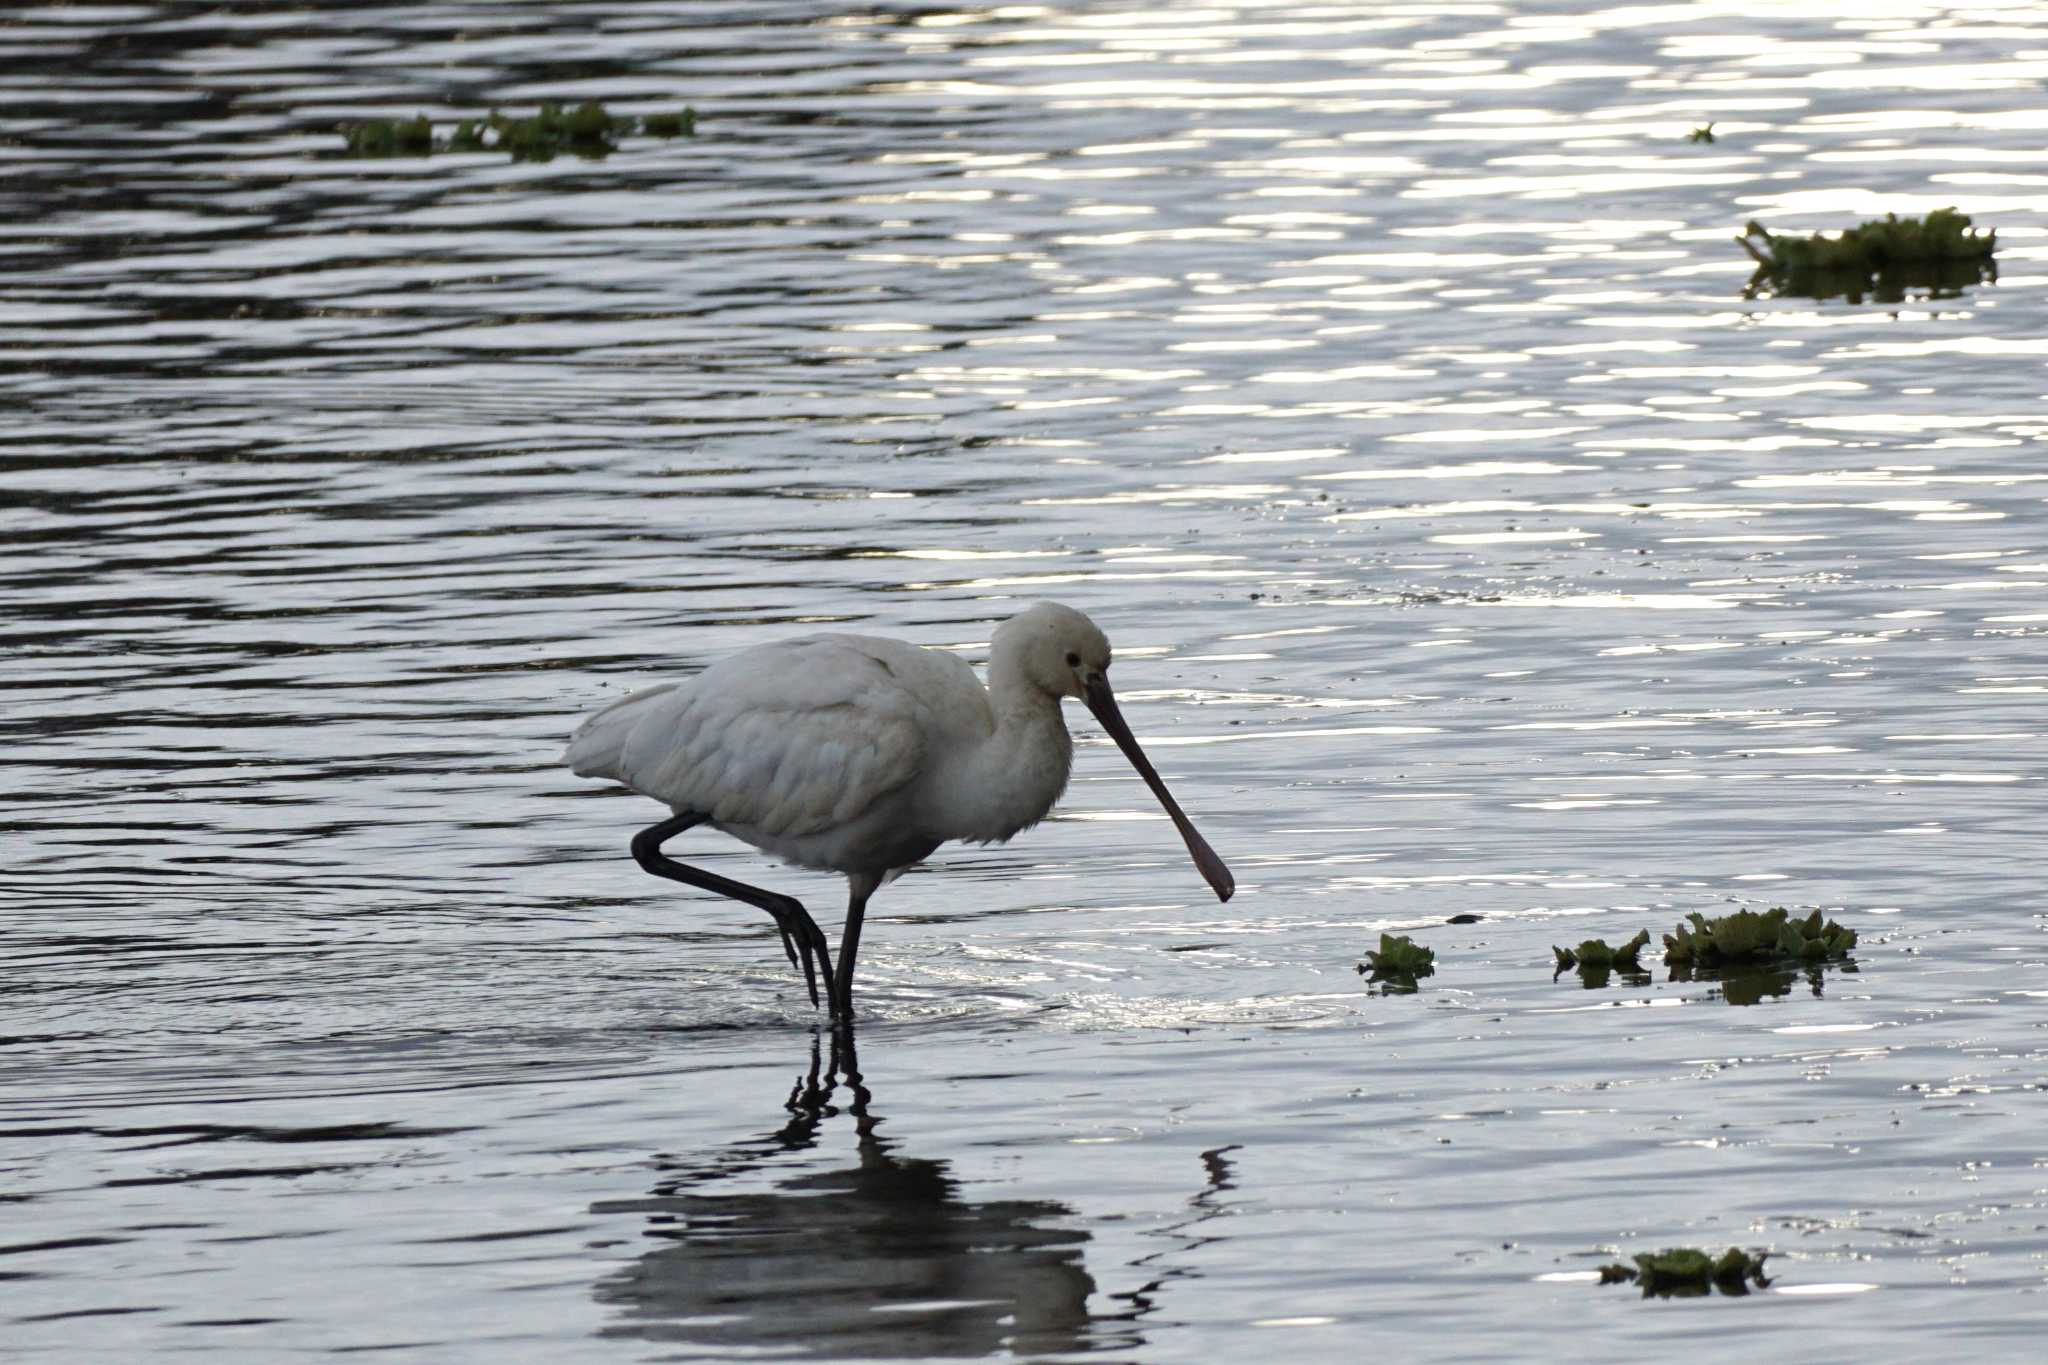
4, 0, 2046, 1357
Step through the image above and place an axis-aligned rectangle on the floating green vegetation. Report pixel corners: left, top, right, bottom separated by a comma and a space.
1600, 1247, 1771, 1297
1554, 928, 1651, 990
1739, 208, 1997, 303
342, 113, 433, 155
1554, 929, 1649, 972
1687, 123, 1715, 144
1358, 933, 1435, 993
639, 109, 697, 138
1664, 907, 1855, 968
1741, 207, 1993, 271
341, 102, 697, 161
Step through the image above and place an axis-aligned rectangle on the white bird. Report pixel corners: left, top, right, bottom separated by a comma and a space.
565, 601, 1233, 1020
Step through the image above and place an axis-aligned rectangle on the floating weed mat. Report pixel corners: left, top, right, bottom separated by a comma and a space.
1600, 1247, 1770, 1298
1358, 933, 1435, 993
1554, 930, 1649, 971
1739, 207, 1996, 303
1553, 929, 1651, 990
1664, 907, 1855, 968
1662, 907, 1855, 1006
1740, 207, 1994, 273
342, 113, 435, 155
342, 102, 696, 161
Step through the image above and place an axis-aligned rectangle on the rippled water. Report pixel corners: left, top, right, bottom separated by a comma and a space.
5, 1, 2046, 1357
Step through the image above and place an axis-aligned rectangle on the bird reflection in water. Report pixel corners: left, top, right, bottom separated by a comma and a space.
591, 1029, 1121, 1357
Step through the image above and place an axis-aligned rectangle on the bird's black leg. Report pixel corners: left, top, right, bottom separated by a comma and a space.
630, 812, 834, 1010
830, 874, 880, 1023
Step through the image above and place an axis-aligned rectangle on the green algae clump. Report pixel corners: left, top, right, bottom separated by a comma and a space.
343, 113, 434, 155
1359, 933, 1435, 992
486, 101, 631, 160
1553, 929, 1650, 972
1739, 208, 1996, 302
1740, 208, 1993, 271
1600, 1246, 1771, 1297
1663, 907, 1855, 968
641, 108, 697, 138
340, 104, 698, 161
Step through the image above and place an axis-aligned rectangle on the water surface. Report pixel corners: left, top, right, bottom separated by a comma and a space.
4, 1, 2046, 1358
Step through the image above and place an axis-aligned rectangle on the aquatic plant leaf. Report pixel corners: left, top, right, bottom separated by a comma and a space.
642, 108, 697, 138
1664, 918, 1698, 964
1634, 1248, 1712, 1286
1607, 1246, 1771, 1297
1363, 932, 1435, 975
1660, 906, 1855, 971
564, 100, 612, 140
1712, 1246, 1771, 1291
1775, 919, 1806, 957
488, 102, 618, 161
343, 113, 434, 156
1360, 934, 1435, 992
1717, 909, 1776, 957
1553, 929, 1649, 972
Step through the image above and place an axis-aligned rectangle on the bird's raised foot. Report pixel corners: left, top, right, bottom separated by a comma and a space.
775, 900, 834, 1013
791, 929, 820, 1009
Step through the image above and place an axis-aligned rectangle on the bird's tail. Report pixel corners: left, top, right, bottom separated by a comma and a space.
564, 682, 682, 783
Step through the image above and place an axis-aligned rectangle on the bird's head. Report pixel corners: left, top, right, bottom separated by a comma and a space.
991, 601, 1233, 903
994, 601, 1111, 701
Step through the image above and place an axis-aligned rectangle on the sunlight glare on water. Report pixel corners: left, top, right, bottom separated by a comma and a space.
3, 0, 2047, 1359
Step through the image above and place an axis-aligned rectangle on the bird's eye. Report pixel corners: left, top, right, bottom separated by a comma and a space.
1065, 652, 1081, 668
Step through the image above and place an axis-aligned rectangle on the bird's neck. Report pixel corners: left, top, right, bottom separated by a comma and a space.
945, 677, 1073, 845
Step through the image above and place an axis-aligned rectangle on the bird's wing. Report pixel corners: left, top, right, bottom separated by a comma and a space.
564, 680, 682, 782
613, 636, 939, 838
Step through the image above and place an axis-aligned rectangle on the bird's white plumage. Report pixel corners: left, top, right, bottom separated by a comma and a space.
636, 637, 934, 835
568, 631, 1012, 873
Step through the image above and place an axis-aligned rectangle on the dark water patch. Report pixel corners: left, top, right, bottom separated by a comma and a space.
0, 1236, 133, 1258
13, 1305, 164, 1323
411, 1223, 591, 1245
1667, 961, 1852, 1007
97, 1119, 468, 1148
105, 1164, 363, 1187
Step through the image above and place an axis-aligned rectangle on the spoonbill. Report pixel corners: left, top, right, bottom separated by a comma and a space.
565, 601, 1233, 1020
